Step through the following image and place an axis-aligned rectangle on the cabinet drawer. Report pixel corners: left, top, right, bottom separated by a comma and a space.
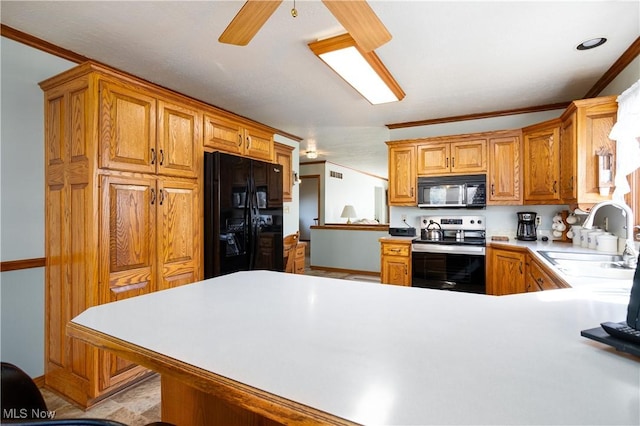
528, 259, 559, 290
382, 243, 410, 257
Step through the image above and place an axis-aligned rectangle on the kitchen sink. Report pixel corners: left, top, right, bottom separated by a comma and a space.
538, 250, 635, 280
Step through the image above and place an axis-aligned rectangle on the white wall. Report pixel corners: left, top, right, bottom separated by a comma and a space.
300, 161, 388, 224
1, 37, 75, 377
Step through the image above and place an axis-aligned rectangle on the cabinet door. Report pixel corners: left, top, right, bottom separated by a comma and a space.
100, 80, 156, 174
274, 143, 293, 202
244, 126, 274, 162
203, 114, 243, 155
450, 139, 486, 173
487, 134, 522, 204
488, 248, 525, 295
388, 145, 417, 205
523, 125, 560, 203
99, 175, 156, 391
157, 99, 201, 178
417, 142, 450, 175
157, 178, 200, 290
576, 102, 617, 205
560, 114, 577, 202
381, 256, 410, 286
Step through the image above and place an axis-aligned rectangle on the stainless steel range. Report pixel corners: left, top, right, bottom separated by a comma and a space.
412, 215, 486, 293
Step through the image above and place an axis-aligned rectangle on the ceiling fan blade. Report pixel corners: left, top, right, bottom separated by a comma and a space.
321, 0, 392, 52
219, 0, 283, 46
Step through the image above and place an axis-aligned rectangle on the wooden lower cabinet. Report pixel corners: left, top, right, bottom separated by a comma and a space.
380, 239, 412, 286
488, 246, 569, 295
487, 246, 526, 296
526, 254, 568, 291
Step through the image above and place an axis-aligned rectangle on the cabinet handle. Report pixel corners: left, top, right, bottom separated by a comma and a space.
404, 264, 408, 275
452, 157, 455, 168
246, 136, 251, 149
238, 134, 242, 147
159, 189, 165, 205
159, 149, 164, 166
150, 188, 156, 205
537, 278, 544, 284
390, 248, 401, 252
491, 183, 495, 196
411, 187, 414, 197
553, 180, 557, 193
151, 148, 156, 165
519, 262, 523, 274
446, 157, 449, 168
569, 176, 574, 190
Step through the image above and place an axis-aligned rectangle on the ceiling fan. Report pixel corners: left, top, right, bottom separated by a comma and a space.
218, 0, 392, 52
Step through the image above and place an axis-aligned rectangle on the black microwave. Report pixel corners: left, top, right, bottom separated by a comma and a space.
417, 174, 486, 208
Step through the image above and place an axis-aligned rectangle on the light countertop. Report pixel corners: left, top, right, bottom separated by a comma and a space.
72, 270, 639, 425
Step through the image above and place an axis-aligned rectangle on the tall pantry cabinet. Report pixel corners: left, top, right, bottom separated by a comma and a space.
40, 63, 202, 407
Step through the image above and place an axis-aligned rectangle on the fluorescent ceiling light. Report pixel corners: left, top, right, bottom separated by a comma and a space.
309, 33, 405, 105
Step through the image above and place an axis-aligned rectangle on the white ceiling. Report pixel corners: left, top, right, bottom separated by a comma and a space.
2, 1, 639, 177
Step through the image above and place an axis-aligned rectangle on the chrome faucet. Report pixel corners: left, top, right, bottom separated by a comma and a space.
582, 200, 638, 269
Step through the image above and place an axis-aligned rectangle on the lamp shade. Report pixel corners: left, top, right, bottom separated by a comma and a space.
340, 205, 357, 224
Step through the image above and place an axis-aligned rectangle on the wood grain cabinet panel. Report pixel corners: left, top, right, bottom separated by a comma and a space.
100, 80, 156, 174
387, 144, 416, 205
560, 97, 618, 208
380, 240, 412, 286
523, 119, 561, 204
204, 113, 274, 162
417, 139, 486, 176
487, 132, 522, 204
157, 100, 201, 178
487, 247, 526, 296
274, 143, 294, 202
158, 178, 200, 290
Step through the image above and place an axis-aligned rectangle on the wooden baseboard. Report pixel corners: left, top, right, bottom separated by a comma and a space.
33, 375, 45, 388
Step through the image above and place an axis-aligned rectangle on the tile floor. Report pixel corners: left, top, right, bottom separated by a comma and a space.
39, 261, 380, 424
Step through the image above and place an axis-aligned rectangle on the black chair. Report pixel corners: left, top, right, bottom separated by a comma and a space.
1, 362, 172, 425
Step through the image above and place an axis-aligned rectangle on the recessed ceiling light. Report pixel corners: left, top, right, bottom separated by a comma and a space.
576, 37, 607, 50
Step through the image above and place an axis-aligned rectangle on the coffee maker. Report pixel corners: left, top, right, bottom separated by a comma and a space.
516, 211, 537, 241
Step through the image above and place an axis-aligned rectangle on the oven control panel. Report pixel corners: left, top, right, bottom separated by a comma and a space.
420, 215, 485, 231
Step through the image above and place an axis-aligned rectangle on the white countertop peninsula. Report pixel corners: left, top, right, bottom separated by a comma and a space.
69, 270, 638, 425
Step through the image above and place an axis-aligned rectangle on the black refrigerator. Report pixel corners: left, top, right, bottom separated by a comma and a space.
204, 152, 284, 278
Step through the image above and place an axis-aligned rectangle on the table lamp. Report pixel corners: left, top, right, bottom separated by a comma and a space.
340, 205, 357, 224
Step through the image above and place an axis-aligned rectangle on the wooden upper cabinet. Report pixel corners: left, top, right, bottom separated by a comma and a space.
274, 143, 294, 202
204, 114, 244, 155
417, 139, 486, 176
523, 119, 561, 204
244, 126, 274, 162
157, 99, 201, 178
559, 114, 577, 202
417, 142, 449, 175
560, 96, 618, 208
100, 80, 200, 178
451, 139, 487, 173
100, 80, 156, 174
204, 113, 274, 162
487, 132, 522, 205
388, 143, 416, 205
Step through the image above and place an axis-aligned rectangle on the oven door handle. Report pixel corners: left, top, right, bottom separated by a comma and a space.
411, 244, 485, 255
